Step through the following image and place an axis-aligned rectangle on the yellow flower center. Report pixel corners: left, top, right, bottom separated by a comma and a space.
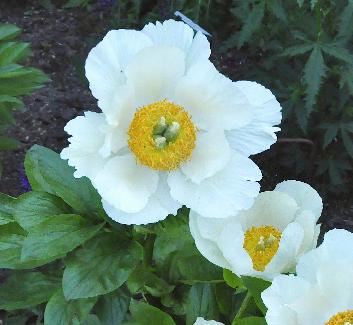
243, 225, 282, 272
325, 311, 353, 325
128, 100, 196, 170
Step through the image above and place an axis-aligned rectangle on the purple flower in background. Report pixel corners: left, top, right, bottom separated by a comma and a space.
19, 165, 31, 192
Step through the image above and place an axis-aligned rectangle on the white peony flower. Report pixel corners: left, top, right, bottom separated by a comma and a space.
262, 229, 353, 325
193, 317, 224, 325
61, 20, 282, 225
189, 180, 322, 280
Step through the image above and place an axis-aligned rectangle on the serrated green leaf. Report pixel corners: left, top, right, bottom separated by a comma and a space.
13, 191, 71, 230
241, 276, 271, 314
21, 214, 104, 263
281, 43, 314, 57
24, 145, 105, 220
95, 289, 130, 325
44, 290, 97, 325
337, 0, 353, 42
321, 43, 353, 65
0, 24, 21, 41
341, 128, 353, 158
128, 300, 176, 325
304, 45, 327, 111
267, 0, 287, 21
186, 283, 219, 325
323, 124, 338, 148
0, 272, 60, 310
237, 2, 265, 48
63, 233, 142, 299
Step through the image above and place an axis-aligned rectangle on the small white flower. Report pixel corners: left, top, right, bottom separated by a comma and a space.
189, 180, 322, 280
262, 229, 353, 325
194, 317, 224, 325
61, 19, 282, 225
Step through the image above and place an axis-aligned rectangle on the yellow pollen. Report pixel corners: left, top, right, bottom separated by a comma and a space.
325, 310, 353, 325
243, 225, 282, 272
128, 100, 196, 170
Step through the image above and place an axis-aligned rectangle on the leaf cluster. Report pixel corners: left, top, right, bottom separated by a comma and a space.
0, 24, 48, 177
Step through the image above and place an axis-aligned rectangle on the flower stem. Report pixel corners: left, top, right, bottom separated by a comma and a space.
143, 234, 156, 267
232, 291, 252, 323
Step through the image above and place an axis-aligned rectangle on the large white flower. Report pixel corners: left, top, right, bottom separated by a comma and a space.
194, 317, 224, 325
262, 229, 353, 325
189, 180, 322, 280
61, 20, 282, 225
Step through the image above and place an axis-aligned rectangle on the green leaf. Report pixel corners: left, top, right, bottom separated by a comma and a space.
0, 136, 21, 150
0, 95, 24, 110
223, 269, 244, 289
0, 223, 52, 269
21, 214, 104, 263
44, 290, 97, 325
267, 0, 287, 21
186, 283, 219, 325
63, 0, 90, 8
0, 24, 21, 41
310, 0, 318, 9
281, 44, 314, 57
95, 289, 130, 325
341, 128, 353, 158
0, 272, 60, 310
323, 124, 338, 148
13, 191, 71, 231
304, 45, 327, 110
233, 316, 266, 325
63, 233, 142, 299
24, 145, 105, 220
128, 300, 176, 325
0, 192, 14, 225
297, 0, 304, 7
0, 42, 30, 65
241, 277, 271, 315
82, 315, 102, 325
321, 43, 353, 65
337, 0, 353, 42
237, 2, 265, 48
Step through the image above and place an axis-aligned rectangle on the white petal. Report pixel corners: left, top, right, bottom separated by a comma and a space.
125, 45, 185, 107
216, 221, 253, 276
240, 191, 298, 231
265, 306, 299, 325
93, 154, 158, 213
226, 81, 282, 156
174, 60, 252, 130
85, 30, 152, 122
275, 180, 323, 219
193, 317, 224, 325
264, 222, 304, 278
60, 112, 107, 179
181, 130, 231, 184
189, 212, 232, 269
168, 152, 261, 219
141, 20, 210, 68
101, 174, 179, 225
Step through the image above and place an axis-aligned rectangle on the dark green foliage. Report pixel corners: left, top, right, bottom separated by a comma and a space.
0, 24, 47, 177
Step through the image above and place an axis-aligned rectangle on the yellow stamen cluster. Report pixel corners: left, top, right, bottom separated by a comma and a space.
243, 225, 282, 272
128, 100, 196, 170
325, 310, 353, 325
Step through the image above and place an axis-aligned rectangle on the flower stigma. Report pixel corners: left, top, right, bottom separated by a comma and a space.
325, 311, 353, 325
128, 100, 196, 170
243, 225, 282, 272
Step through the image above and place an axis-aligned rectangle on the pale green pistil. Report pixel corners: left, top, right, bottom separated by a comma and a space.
153, 116, 180, 149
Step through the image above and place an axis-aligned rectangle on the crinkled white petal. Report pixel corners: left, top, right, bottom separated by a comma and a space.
216, 221, 253, 276
174, 60, 252, 130
275, 180, 323, 219
101, 175, 179, 225
85, 30, 152, 123
60, 112, 107, 179
125, 45, 185, 107
264, 222, 304, 279
141, 20, 210, 68
181, 130, 231, 184
265, 306, 299, 325
168, 152, 261, 219
193, 317, 224, 325
239, 191, 298, 231
93, 154, 159, 213
189, 210, 232, 269
226, 81, 282, 156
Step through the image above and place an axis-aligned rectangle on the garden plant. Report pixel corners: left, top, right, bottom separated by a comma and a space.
0, 1, 353, 325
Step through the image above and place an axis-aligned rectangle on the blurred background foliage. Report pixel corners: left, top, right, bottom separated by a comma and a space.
40, 0, 353, 193
0, 23, 47, 178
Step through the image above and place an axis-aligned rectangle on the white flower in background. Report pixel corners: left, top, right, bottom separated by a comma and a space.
193, 317, 224, 325
262, 229, 353, 325
190, 180, 322, 280
61, 19, 282, 225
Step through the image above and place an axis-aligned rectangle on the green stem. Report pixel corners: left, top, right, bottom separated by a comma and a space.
232, 291, 252, 323
143, 234, 156, 267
